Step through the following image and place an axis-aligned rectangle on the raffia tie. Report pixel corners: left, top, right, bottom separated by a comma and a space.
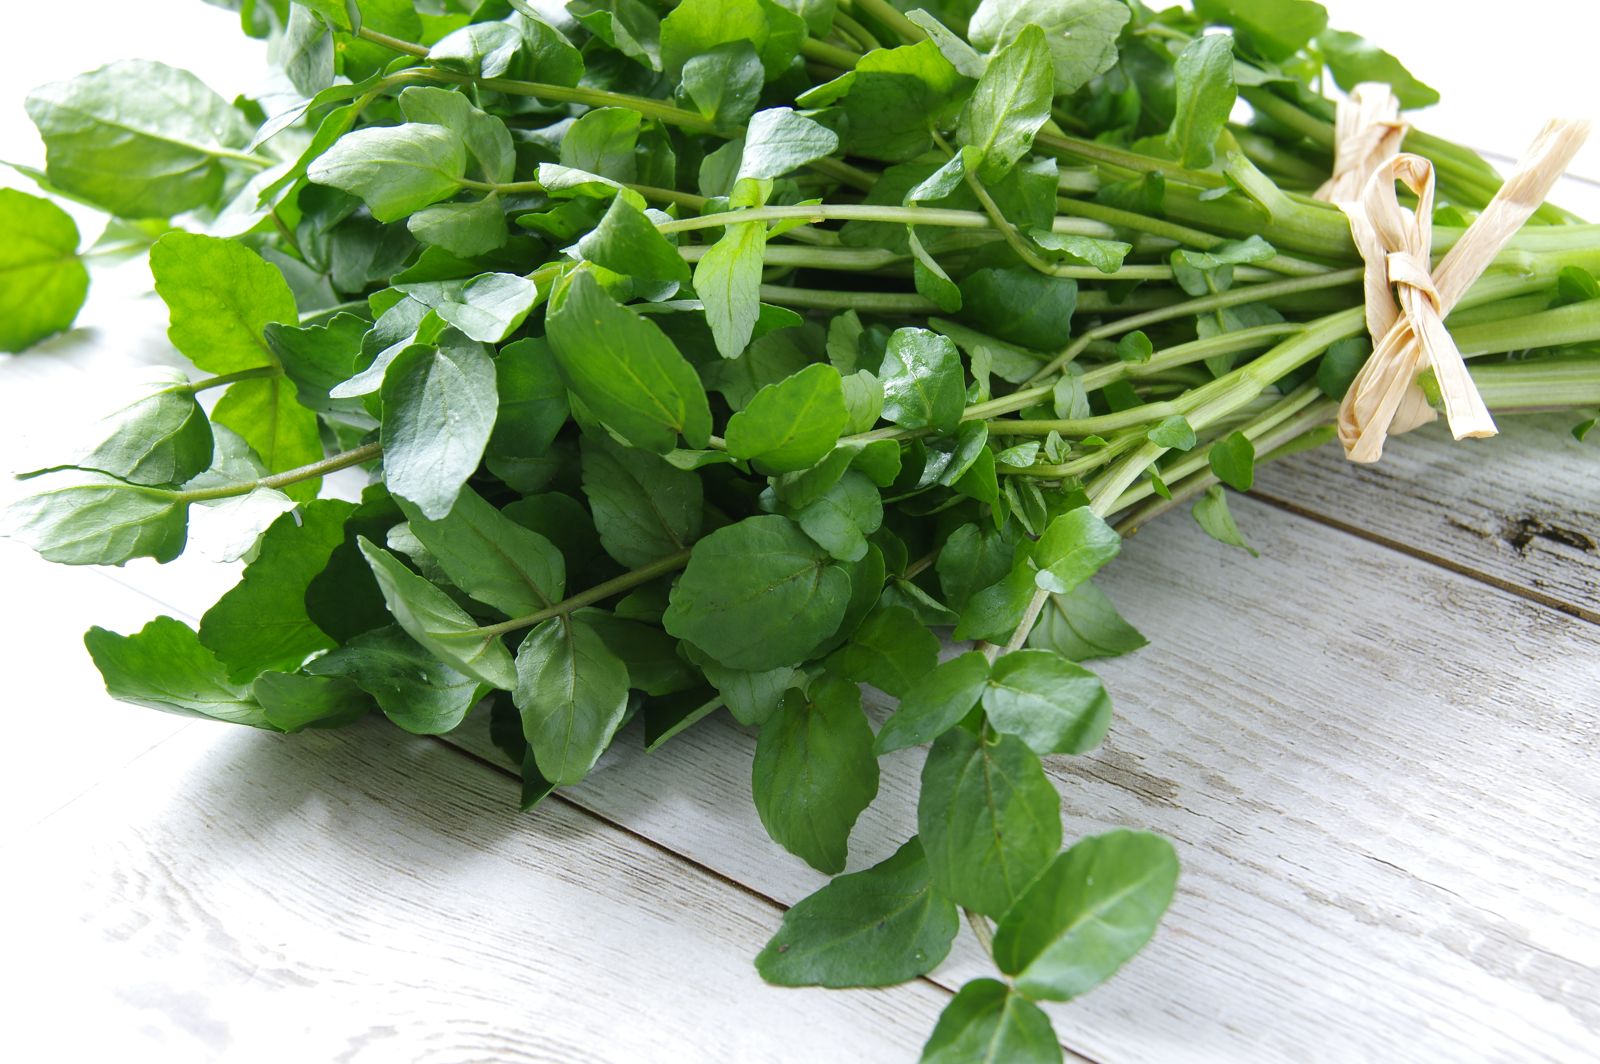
1315, 82, 1592, 463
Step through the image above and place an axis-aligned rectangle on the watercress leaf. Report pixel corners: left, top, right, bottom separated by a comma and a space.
1193, 484, 1259, 556
408, 196, 510, 258
659, 0, 806, 79
559, 107, 643, 182
380, 334, 498, 520
1028, 582, 1148, 662
250, 671, 370, 733
757, 836, 959, 987
1116, 331, 1154, 363
73, 368, 212, 487
1032, 506, 1121, 595
283, 2, 335, 96
428, 21, 521, 79
921, 978, 1062, 1064
264, 313, 369, 414
1317, 30, 1438, 110
546, 270, 713, 451
24, 60, 253, 217
150, 232, 298, 375
491, 337, 569, 460
967, 0, 1130, 95
681, 41, 765, 127
572, 0, 662, 70
726, 363, 850, 473
1317, 337, 1370, 400
1192, 0, 1328, 62
689, 650, 796, 726
357, 537, 516, 689
956, 25, 1053, 183
795, 470, 884, 562
211, 376, 323, 501
874, 650, 991, 755
84, 617, 270, 727
580, 432, 703, 567
0, 188, 87, 353
1171, 235, 1275, 273
802, 42, 969, 162
513, 614, 631, 785
307, 123, 467, 222
991, 830, 1180, 1001
694, 212, 767, 358
958, 266, 1076, 351
583, 612, 699, 696
577, 194, 692, 284
663, 514, 851, 670
308, 624, 482, 734
879, 327, 965, 434
918, 727, 1061, 917
1029, 231, 1132, 274
2, 470, 186, 566
838, 605, 938, 699
739, 107, 840, 181
751, 676, 880, 874
906, 10, 987, 77
198, 499, 354, 681
398, 487, 564, 617
643, 688, 722, 749
1208, 430, 1256, 491
397, 86, 517, 186
953, 549, 1037, 642
1166, 34, 1236, 170
405, 273, 541, 344
1146, 414, 1197, 451
983, 649, 1111, 756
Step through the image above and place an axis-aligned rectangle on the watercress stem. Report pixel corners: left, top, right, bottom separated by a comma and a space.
469, 548, 695, 640
176, 442, 382, 502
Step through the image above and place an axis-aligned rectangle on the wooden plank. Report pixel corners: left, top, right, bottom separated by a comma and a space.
440, 495, 1600, 1063
1253, 415, 1600, 621
5, 718, 953, 1062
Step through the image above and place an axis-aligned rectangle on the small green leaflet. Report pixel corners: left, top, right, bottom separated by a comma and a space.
873, 651, 991, 755
917, 727, 1061, 917
800, 41, 970, 163
85, 616, 270, 728
1208, 430, 1256, 491
2, 470, 187, 566
1028, 582, 1148, 662
580, 432, 704, 566
956, 25, 1053, 182
751, 676, 880, 874
967, 0, 1130, 95
1317, 30, 1439, 110
756, 837, 959, 987
514, 614, 632, 785
577, 195, 691, 284
1147, 415, 1197, 451
658, 0, 806, 79
151, 232, 298, 376
879, 327, 966, 434
983, 649, 1112, 756
991, 830, 1179, 1001
793, 471, 884, 562
837, 605, 939, 698
920, 978, 1062, 1064
380, 334, 499, 520
681, 42, 764, 127
738, 107, 840, 181
546, 270, 712, 452
398, 487, 565, 617
74, 368, 212, 487
309, 625, 481, 734
0, 188, 87, 353
1193, 485, 1260, 556
309, 123, 468, 222
1194, 0, 1329, 62
1031, 507, 1121, 594
725, 363, 850, 473
1166, 34, 1236, 170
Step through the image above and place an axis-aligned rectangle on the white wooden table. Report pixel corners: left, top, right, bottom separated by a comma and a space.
3, 4, 1597, 1061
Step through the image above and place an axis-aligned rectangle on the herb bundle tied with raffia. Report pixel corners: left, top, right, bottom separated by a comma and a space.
4, 0, 1598, 1057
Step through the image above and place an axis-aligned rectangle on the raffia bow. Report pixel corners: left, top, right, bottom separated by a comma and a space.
1316, 83, 1591, 463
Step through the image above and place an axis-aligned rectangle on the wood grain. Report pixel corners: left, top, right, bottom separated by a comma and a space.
6, 719, 952, 1063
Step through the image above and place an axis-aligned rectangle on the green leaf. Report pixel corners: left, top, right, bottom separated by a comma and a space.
0, 188, 87, 353
794, 471, 884, 562
400, 273, 541, 343
756, 837, 959, 987
659, 0, 806, 79
1193, 485, 1259, 556
1031, 507, 1121, 595
427, 20, 523, 79
643, 688, 722, 750
211, 376, 323, 501
489, 336, 568, 460
250, 671, 370, 733
1317, 337, 1370, 400
879, 327, 966, 434
546, 270, 712, 452
738, 107, 840, 181
918, 728, 1061, 917
513, 614, 631, 785
751, 676, 880, 874
397, 86, 516, 186
577, 195, 691, 285
150, 232, 298, 375
694, 205, 767, 358
726, 363, 851, 474
571, 0, 663, 72
920, 978, 1062, 1064
1146, 414, 1197, 451
308, 625, 482, 734
1116, 331, 1154, 363
2, 470, 186, 566
663, 515, 851, 671
800, 41, 970, 163
307, 123, 467, 222
958, 266, 1076, 351
263, 313, 368, 414
84, 617, 269, 727
1193, 0, 1329, 62
1030, 231, 1132, 274
407, 196, 510, 258
992, 830, 1180, 1000
585, 612, 700, 696
983, 649, 1111, 755
357, 537, 516, 689
398, 487, 565, 617
681, 42, 766, 127
838, 606, 939, 699
580, 432, 703, 567
74, 368, 212, 486
1317, 30, 1438, 110
1028, 582, 1148, 662
1208, 430, 1256, 491
380, 334, 499, 520
874, 650, 991, 755
24, 60, 253, 217
956, 25, 1053, 182
1166, 34, 1236, 170
198, 499, 354, 681
968, 0, 1131, 95
691, 652, 796, 726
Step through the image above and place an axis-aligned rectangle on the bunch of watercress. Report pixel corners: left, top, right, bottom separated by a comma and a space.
5, 0, 1599, 1056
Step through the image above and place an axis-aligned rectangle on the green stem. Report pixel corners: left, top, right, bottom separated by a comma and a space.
851, 0, 927, 44
963, 906, 997, 950
177, 442, 382, 502
1053, 197, 1329, 277
469, 548, 694, 640
1037, 130, 1229, 190
758, 284, 936, 313
190, 366, 280, 393
800, 36, 862, 69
